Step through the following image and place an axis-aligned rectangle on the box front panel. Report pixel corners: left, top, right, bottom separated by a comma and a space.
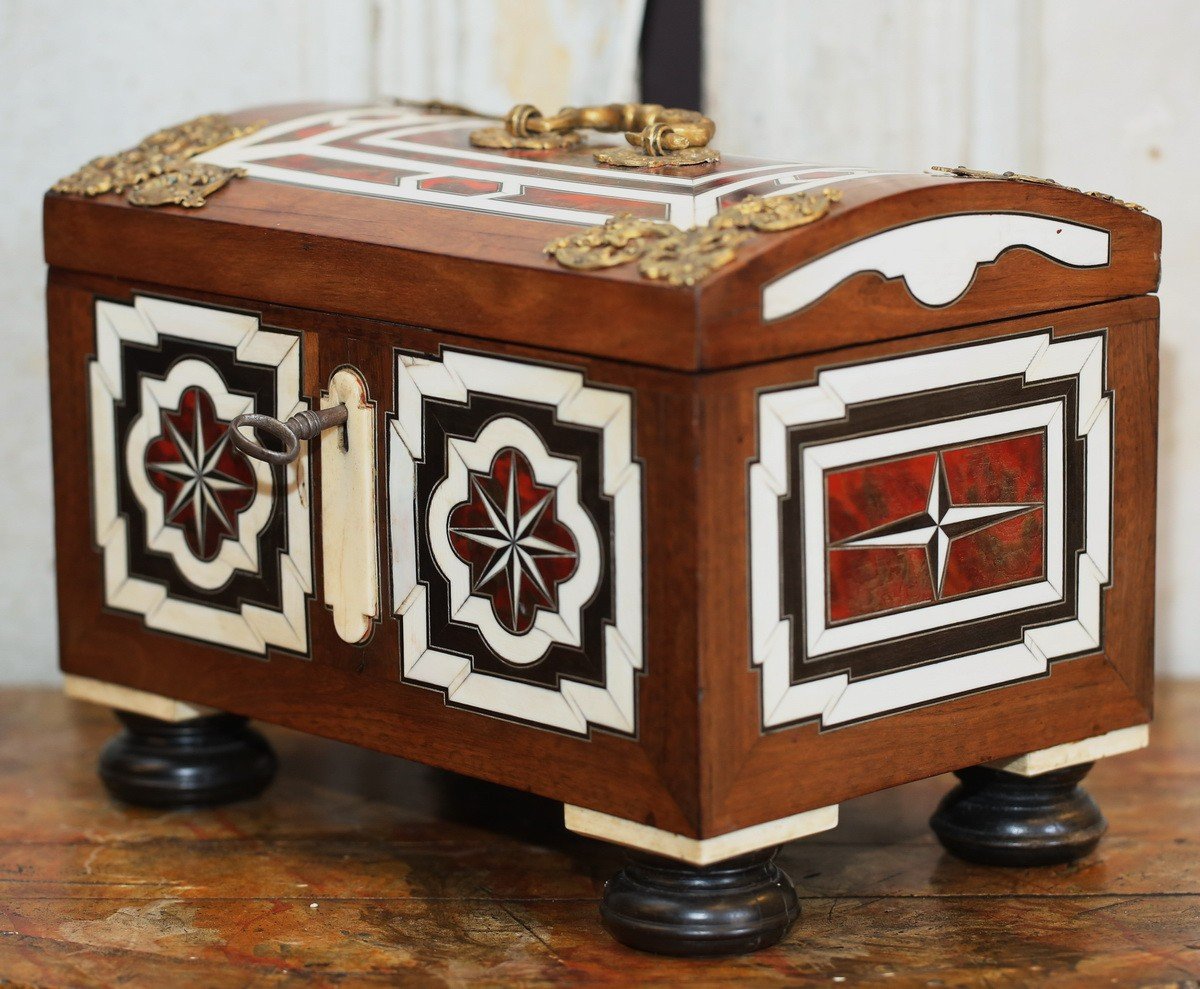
700, 296, 1157, 835
48, 273, 701, 835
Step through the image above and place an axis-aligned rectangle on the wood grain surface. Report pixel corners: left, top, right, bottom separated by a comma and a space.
0, 683, 1196, 987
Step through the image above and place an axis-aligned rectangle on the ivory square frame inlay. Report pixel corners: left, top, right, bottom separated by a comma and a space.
749, 330, 1113, 731
88, 296, 313, 656
388, 347, 645, 738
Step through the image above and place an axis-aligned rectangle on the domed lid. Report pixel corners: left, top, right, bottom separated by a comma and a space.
45, 102, 1160, 370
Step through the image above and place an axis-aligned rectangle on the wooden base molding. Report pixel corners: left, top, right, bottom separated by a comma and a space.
63, 674, 214, 722
987, 723, 1149, 777
564, 803, 838, 866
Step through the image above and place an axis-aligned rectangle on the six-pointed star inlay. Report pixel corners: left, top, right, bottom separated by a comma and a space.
144, 386, 257, 562
832, 453, 1037, 598
447, 447, 579, 635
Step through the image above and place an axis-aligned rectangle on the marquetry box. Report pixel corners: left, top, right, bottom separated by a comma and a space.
45, 102, 1160, 954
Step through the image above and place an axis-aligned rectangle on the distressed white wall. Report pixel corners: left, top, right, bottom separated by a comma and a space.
0, 0, 376, 684
709, 0, 1198, 678
1, 0, 1195, 680
0, 0, 642, 683
377, 0, 644, 114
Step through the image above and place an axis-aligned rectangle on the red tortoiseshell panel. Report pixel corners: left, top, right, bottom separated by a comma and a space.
497, 186, 670, 219
416, 176, 504, 196
144, 386, 256, 562
255, 122, 343, 144
447, 448, 579, 635
827, 546, 934, 623
825, 452, 936, 544
256, 154, 421, 186
941, 508, 1046, 599
825, 432, 1047, 623
942, 432, 1046, 505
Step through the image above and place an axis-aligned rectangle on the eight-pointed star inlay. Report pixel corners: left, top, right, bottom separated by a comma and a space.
144, 386, 257, 562
447, 447, 579, 636
832, 452, 1037, 598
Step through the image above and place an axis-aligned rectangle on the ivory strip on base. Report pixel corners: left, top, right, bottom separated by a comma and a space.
63, 674, 215, 722
988, 723, 1150, 777
564, 803, 838, 866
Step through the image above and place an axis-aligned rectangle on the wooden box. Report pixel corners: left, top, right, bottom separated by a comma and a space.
44, 102, 1160, 955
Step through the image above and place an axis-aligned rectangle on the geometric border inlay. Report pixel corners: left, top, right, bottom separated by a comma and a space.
749, 329, 1113, 730
388, 347, 645, 737
88, 296, 312, 656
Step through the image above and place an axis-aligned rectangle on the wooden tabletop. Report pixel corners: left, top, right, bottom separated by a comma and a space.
1, 685, 1196, 987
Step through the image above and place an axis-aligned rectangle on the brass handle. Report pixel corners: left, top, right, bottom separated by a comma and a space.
231, 406, 348, 466
471, 102, 719, 167
509, 102, 713, 149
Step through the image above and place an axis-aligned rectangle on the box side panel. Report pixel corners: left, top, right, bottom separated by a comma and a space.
48, 270, 703, 835
698, 295, 1157, 836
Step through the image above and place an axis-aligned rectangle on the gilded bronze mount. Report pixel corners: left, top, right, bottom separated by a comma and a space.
472, 102, 719, 168
932, 164, 1146, 212
545, 188, 843, 286
53, 114, 262, 209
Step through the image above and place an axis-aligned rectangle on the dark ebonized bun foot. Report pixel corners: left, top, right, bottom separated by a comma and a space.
931, 762, 1107, 866
599, 847, 799, 956
99, 711, 277, 808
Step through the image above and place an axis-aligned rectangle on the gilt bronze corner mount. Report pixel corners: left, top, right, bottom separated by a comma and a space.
53, 114, 262, 209
544, 188, 843, 287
